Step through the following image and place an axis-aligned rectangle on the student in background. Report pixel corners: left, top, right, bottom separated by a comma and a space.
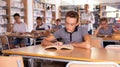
42, 11, 91, 49
94, 18, 119, 47
81, 4, 95, 34
51, 19, 62, 32
32, 17, 49, 31
32, 17, 50, 45
94, 18, 118, 36
11, 13, 27, 48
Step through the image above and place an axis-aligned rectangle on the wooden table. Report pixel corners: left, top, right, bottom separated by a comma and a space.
2, 45, 120, 64
5, 33, 45, 45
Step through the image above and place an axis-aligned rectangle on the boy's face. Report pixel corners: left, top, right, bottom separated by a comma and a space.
14, 16, 20, 23
84, 4, 89, 11
100, 21, 108, 28
36, 20, 42, 25
56, 21, 61, 25
65, 17, 78, 32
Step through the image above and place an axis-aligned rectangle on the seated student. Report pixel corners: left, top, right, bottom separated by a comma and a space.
94, 18, 119, 36
32, 17, 49, 31
41, 11, 91, 49
94, 18, 118, 47
10, 13, 27, 48
51, 19, 62, 32
32, 17, 50, 45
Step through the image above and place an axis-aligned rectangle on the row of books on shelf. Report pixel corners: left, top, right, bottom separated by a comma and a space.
34, 2, 56, 11
0, 9, 6, 15
46, 11, 52, 18
0, 17, 7, 24
0, 0, 7, 6
34, 2, 44, 10
10, 9, 24, 16
34, 11, 44, 17
0, 26, 7, 34
11, 1, 24, 8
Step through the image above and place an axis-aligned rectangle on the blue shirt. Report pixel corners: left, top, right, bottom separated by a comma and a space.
99, 26, 114, 35
53, 26, 88, 44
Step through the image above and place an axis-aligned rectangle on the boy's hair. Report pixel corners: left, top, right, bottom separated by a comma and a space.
100, 18, 108, 24
65, 11, 79, 23
13, 13, 20, 17
36, 17, 42, 21
56, 19, 61, 22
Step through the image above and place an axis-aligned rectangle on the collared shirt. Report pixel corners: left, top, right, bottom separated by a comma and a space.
53, 26, 88, 44
81, 12, 95, 31
33, 23, 49, 30
98, 26, 114, 35
13, 22, 27, 33
52, 24, 62, 30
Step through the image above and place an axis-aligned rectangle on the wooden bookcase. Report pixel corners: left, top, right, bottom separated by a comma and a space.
0, 0, 8, 34
33, 0, 56, 25
33, 1, 46, 23
6, 0, 27, 32
59, 5, 101, 28
59, 5, 78, 25
45, 3, 56, 24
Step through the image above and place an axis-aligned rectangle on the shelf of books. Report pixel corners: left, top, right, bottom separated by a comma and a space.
45, 3, 56, 24
33, 0, 45, 24
0, 0, 8, 34
6, 0, 27, 32
59, 5, 101, 28
101, 3, 120, 24
59, 5, 78, 25
33, 0, 56, 27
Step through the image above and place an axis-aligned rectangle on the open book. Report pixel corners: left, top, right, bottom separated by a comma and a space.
45, 44, 74, 50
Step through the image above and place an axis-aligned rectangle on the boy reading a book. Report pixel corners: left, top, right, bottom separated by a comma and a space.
42, 11, 91, 49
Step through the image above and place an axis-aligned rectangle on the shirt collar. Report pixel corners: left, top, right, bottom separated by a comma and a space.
64, 26, 78, 33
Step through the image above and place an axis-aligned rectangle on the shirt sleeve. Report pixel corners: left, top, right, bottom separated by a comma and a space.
53, 29, 61, 39
44, 23, 51, 30
90, 13, 95, 24
33, 24, 37, 30
23, 23, 27, 32
13, 24, 16, 32
81, 27, 89, 37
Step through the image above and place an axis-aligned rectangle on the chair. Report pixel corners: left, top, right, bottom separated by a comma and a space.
66, 61, 120, 67
0, 56, 24, 67
105, 45, 120, 51
90, 36, 103, 48
0, 35, 10, 50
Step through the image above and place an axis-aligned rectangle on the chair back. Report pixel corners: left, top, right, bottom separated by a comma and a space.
90, 36, 103, 48
0, 56, 24, 67
105, 45, 120, 52
66, 61, 119, 67
0, 35, 10, 50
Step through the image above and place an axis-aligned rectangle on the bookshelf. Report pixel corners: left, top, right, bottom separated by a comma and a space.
59, 5, 78, 24
45, 3, 56, 24
0, 0, 8, 34
33, 0, 56, 27
100, 3, 120, 23
59, 5, 101, 28
33, 0, 45, 23
6, 0, 27, 32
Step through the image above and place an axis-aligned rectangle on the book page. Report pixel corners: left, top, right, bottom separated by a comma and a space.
45, 45, 60, 50
60, 44, 74, 50
45, 44, 74, 50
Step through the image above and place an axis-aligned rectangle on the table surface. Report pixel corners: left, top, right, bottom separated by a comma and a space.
2, 45, 120, 64
5, 33, 44, 38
